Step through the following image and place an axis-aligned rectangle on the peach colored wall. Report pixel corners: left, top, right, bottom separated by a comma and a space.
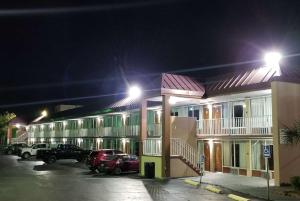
272, 81, 300, 186
170, 116, 197, 149
170, 117, 198, 177
170, 158, 199, 177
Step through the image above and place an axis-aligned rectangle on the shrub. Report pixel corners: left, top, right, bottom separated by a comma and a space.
290, 176, 300, 190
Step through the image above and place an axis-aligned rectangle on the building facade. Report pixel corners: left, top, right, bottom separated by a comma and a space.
21, 66, 300, 186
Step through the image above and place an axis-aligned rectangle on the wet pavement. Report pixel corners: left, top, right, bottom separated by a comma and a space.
0, 154, 263, 201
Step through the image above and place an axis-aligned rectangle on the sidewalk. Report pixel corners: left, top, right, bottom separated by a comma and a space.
186, 172, 300, 201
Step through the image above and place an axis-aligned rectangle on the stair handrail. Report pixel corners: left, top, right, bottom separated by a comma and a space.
170, 138, 198, 169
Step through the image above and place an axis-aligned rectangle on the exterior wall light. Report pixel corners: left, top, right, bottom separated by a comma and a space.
169, 96, 177, 105
62, 138, 67, 144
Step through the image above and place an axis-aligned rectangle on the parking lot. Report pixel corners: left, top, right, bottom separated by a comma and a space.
0, 153, 253, 201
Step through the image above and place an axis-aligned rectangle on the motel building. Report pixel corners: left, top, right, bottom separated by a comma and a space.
11, 59, 300, 186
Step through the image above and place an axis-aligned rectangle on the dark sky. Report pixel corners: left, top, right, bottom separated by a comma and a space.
1, 0, 300, 121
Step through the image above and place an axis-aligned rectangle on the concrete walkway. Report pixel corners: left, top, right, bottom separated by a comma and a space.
186, 172, 299, 201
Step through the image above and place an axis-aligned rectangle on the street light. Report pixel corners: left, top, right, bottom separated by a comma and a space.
41, 110, 48, 117
128, 85, 142, 99
264, 52, 282, 76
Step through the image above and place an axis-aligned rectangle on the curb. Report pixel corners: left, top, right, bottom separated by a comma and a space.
184, 179, 199, 186
205, 185, 223, 194
228, 194, 250, 201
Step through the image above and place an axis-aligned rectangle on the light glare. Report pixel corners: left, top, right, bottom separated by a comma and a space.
264, 52, 282, 67
128, 85, 142, 99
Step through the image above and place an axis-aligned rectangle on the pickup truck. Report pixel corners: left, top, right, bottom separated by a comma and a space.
19, 143, 50, 159
36, 144, 91, 164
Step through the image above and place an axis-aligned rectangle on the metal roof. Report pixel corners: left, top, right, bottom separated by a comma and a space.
161, 73, 205, 97
204, 65, 300, 96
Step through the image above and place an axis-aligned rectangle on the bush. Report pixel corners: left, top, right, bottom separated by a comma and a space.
290, 176, 300, 190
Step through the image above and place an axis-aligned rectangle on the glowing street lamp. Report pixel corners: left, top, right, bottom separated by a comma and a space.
41, 110, 48, 117
264, 52, 282, 76
128, 85, 142, 99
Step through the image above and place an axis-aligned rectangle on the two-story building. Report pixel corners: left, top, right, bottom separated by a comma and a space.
22, 64, 300, 186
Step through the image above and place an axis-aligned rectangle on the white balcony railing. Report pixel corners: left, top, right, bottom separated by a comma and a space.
171, 138, 197, 168
143, 138, 162, 156
32, 125, 140, 138
147, 123, 162, 137
143, 138, 198, 169
197, 116, 272, 135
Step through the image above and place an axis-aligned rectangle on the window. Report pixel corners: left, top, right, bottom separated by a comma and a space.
104, 150, 113, 155
231, 143, 240, 167
233, 105, 243, 118
37, 144, 46, 148
251, 140, 274, 171
228, 141, 247, 168
233, 104, 244, 127
188, 106, 201, 120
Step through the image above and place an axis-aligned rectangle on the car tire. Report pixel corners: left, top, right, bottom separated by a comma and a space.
113, 167, 122, 175
22, 152, 30, 159
89, 167, 96, 172
47, 156, 57, 164
7, 150, 13, 155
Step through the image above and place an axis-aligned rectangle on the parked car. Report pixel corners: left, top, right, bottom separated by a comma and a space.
97, 154, 139, 174
36, 144, 91, 164
19, 143, 50, 159
4, 143, 28, 155
86, 149, 123, 171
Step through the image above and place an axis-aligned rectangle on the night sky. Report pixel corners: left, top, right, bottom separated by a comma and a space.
1, 0, 300, 121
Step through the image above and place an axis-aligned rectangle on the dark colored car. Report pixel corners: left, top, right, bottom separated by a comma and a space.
4, 143, 28, 155
86, 149, 123, 171
36, 144, 91, 164
97, 154, 139, 174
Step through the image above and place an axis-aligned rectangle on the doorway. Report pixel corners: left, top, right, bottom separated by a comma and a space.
204, 142, 210, 171
214, 143, 222, 172
212, 105, 222, 133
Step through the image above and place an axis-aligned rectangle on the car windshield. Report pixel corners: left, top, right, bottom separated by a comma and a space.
90, 151, 99, 157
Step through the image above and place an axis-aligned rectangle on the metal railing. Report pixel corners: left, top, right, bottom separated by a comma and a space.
11, 131, 28, 143
143, 137, 198, 169
197, 116, 272, 135
143, 138, 162, 156
31, 125, 140, 138
147, 123, 162, 137
171, 138, 197, 168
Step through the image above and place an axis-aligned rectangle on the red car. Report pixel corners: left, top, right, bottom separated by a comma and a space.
86, 149, 123, 171
97, 154, 139, 174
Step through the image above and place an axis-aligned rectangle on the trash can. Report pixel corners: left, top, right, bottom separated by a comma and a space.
144, 162, 155, 178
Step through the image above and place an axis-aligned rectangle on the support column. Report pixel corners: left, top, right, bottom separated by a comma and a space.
162, 95, 171, 178
7, 126, 12, 145
139, 99, 147, 158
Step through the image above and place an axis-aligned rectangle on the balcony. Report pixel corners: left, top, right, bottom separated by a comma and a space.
197, 116, 272, 136
143, 138, 162, 156
147, 123, 162, 137
30, 125, 140, 138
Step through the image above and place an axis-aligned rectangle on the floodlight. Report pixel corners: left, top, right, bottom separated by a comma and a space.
128, 85, 142, 99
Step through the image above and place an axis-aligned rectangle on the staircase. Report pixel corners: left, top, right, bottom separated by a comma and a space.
11, 131, 28, 143
170, 138, 200, 175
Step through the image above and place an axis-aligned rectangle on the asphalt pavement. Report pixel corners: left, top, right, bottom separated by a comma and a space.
0, 153, 263, 201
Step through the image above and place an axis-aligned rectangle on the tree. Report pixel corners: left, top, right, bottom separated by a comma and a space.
0, 112, 16, 145
283, 121, 300, 144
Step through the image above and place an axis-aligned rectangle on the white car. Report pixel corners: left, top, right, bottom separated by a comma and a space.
20, 143, 50, 159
